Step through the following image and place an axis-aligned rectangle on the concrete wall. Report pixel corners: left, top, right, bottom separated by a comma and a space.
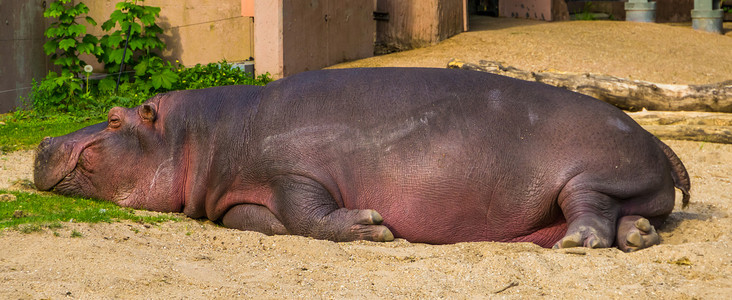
81, 0, 254, 68
0, 0, 55, 113
656, 0, 694, 22
375, 0, 465, 52
500, 0, 567, 20
255, 0, 376, 79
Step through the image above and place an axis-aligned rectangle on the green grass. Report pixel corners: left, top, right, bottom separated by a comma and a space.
0, 113, 104, 153
0, 190, 179, 231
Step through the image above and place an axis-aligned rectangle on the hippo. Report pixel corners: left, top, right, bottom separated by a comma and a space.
34, 68, 690, 252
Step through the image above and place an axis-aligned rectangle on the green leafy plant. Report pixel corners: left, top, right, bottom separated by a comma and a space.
29, 0, 271, 117
99, 0, 165, 75
576, 2, 596, 21
133, 56, 179, 93
173, 61, 272, 90
30, 71, 83, 114
43, 0, 102, 74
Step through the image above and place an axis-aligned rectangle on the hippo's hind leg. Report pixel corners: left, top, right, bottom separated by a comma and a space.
616, 215, 661, 252
270, 175, 395, 242
553, 185, 619, 249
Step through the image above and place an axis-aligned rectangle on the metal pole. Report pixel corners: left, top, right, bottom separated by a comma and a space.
115, 23, 133, 94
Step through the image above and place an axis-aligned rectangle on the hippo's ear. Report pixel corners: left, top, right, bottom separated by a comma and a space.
138, 103, 157, 122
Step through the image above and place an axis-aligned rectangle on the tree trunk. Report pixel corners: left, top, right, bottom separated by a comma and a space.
447, 59, 732, 113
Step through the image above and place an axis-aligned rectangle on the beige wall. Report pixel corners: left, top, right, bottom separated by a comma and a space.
376, 0, 465, 52
80, 0, 254, 67
0, 0, 54, 113
499, 0, 568, 21
253, 0, 284, 78
500, 0, 552, 20
255, 0, 376, 79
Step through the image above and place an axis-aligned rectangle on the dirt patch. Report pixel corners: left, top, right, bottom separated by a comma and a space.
332, 17, 732, 85
2, 17, 731, 298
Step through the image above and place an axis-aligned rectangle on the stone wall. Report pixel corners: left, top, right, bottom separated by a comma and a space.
0, 0, 54, 113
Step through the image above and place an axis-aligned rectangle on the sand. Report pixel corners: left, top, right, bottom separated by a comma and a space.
1, 17, 731, 299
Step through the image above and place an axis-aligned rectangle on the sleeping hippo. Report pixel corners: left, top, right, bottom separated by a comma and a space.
34, 68, 690, 252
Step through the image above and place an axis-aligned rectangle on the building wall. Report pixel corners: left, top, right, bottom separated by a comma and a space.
656, 0, 693, 22
376, 0, 465, 52
0, 0, 54, 113
255, 0, 376, 78
500, 0, 555, 20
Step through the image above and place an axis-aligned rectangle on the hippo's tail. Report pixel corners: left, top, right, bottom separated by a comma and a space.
652, 136, 691, 208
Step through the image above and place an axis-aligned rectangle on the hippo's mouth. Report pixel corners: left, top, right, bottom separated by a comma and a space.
49, 167, 94, 197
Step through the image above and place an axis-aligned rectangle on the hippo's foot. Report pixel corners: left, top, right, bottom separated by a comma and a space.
616, 215, 660, 252
552, 216, 614, 250
316, 209, 395, 242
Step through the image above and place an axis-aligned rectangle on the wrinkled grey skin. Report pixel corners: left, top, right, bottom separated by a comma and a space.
34, 68, 690, 251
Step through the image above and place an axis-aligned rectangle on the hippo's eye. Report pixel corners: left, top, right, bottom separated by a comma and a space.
108, 116, 121, 128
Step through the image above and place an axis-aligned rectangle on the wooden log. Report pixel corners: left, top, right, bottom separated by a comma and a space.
626, 110, 732, 144
638, 125, 732, 144
626, 111, 732, 126
447, 59, 732, 113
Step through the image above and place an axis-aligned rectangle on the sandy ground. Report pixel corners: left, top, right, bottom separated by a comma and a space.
1, 17, 731, 298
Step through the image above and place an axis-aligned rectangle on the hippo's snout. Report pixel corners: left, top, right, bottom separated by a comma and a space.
34, 136, 67, 191
34, 122, 110, 191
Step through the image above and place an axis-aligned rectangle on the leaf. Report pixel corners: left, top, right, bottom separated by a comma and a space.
85, 16, 97, 26
139, 14, 156, 26
144, 6, 162, 16
151, 69, 178, 90
68, 80, 82, 94
134, 59, 148, 76
129, 22, 142, 35
68, 24, 86, 37
58, 39, 77, 51
59, 15, 75, 24
128, 39, 143, 51
109, 48, 125, 64
82, 34, 99, 44
111, 10, 126, 23
106, 34, 125, 47
44, 2, 64, 18
98, 78, 117, 93
77, 42, 94, 54
43, 41, 58, 55
145, 24, 164, 35
101, 19, 116, 31
44, 27, 58, 38
116, 2, 133, 10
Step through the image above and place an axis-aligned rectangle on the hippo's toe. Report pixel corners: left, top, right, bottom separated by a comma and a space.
552, 226, 606, 250
616, 216, 660, 252
347, 210, 394, 242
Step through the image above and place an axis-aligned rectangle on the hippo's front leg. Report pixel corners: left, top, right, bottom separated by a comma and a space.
270, 175, 395, 242
221, 204, 290, 236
